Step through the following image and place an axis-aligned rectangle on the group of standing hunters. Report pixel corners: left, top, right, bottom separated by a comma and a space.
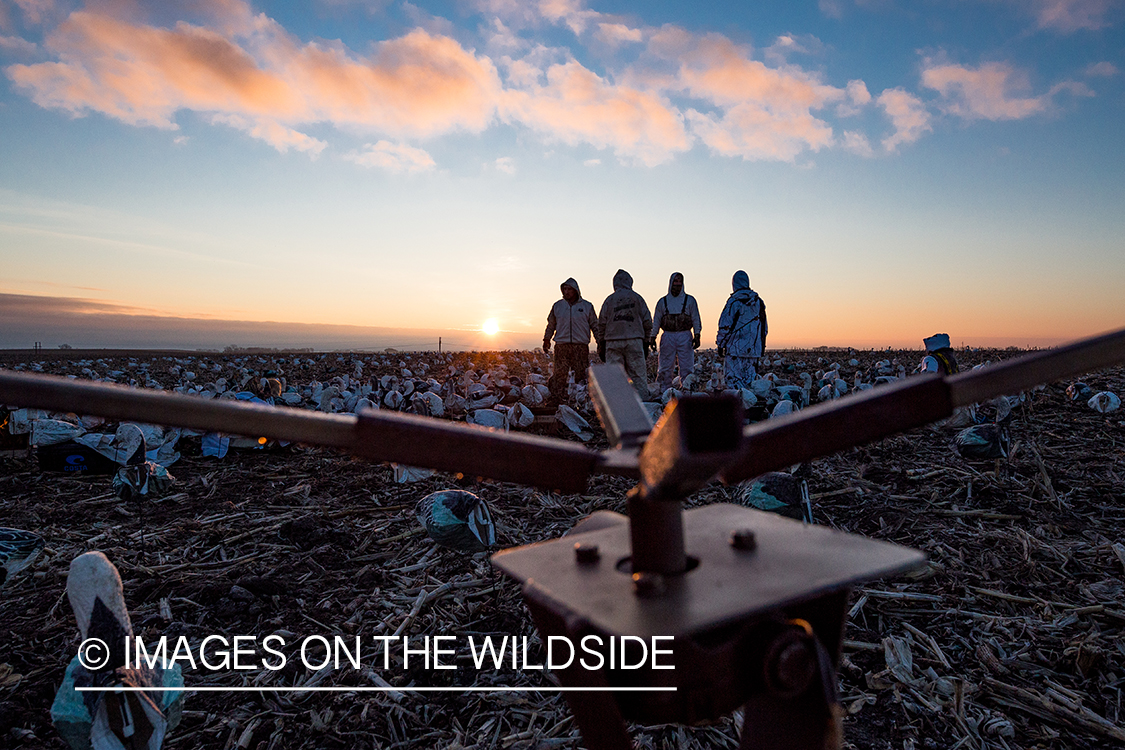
543, 269, 767, 405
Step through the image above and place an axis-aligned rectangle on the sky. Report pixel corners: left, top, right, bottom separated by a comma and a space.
0, 0, 1123, 351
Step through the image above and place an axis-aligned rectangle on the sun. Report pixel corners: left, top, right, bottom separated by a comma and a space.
482, 319, 500, 335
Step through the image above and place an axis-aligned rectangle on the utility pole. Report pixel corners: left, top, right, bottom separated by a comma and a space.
438, 337, 442, 353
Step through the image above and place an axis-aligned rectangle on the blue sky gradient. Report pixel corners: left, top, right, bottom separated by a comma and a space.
1, 0, 1122, 349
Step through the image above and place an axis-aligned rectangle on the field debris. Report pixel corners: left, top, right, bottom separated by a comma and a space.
1, 346, 1123, 749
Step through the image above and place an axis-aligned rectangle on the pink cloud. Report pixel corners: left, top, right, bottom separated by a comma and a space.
836, 78, 871, 116
536, 0, 601, 35
595, 22, 642, 47
501, 60, 689, 166
0, 34, 38, 55
211, 113, 326, 154
5, 5, 502, 150
686, 104, 833, 161
877, 88, 931, 151
344, 140, 436, 173
12, 0, 56, 25
658, 33, 845, 160
921, 61, 1047, 120
1030, 0, 1117, 32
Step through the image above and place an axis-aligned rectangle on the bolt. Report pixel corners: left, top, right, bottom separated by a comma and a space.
730, 528, 757, 551
632, 571, 666, 598
765, 637, 817, 698
574, 542, 600, 564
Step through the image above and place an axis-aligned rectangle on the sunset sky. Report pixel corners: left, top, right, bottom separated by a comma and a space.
1, 0, 1122, 350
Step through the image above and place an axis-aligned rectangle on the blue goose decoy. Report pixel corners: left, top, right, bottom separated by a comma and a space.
0, 528, 45, 586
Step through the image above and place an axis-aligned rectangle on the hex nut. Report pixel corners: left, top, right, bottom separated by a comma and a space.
730, 528, 757, 551
574, 542, 600, 564
632, 571, 667, 598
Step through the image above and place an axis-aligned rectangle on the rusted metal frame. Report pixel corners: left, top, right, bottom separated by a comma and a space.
352, 409, 595, 494
0, 371, 357, 449
2, 326, 1122, 495
588, 366, 652, 450
947, 327, 1125, 407
0, 372, 597, 493
721, 375, 952, 485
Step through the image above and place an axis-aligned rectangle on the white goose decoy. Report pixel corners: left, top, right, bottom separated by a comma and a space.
1089, 392, 1121, 413
770, 400, 799, 418
52, 552, 183, 750
383, 389, 404, 410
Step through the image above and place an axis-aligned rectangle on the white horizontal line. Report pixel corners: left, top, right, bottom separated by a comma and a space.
76, 686, 676, 693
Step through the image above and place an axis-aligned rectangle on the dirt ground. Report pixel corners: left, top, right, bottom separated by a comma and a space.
1, 346, 1123, 749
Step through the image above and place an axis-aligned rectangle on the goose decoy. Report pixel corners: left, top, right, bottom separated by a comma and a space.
953, 424, 1010, 460
1089, 391, 1121, 413
415, 490, 496, 552
1066, 382, 1093, 402
0, 528, 44, 586
736, 472, 811, 522
51, 551, 183, 750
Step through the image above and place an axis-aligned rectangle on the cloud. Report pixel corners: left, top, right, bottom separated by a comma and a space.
594, 22, 642, 47
501, 60, 690, 166
763, 33, 826, 64
1085, 61, 1119, 76
921, 61, 1048, 120
494, 156, 516, 173
661, 33, 844, 160
316, 0, 393, 16
211, 114, 327, 154
0, 291, 161, 317
344, 140, 435, 173
836, 78, 871, 116
1029, 0, 1117, 32
466, 0, 544, 31
819, 0, 845, 19
0, 34, 38, 55
877, 87, 931, 151
841, 130, 874, 156
12, 0, 55, 25
583, 158, 600, 166
5, 5, 502, 146
482, 18, 526, 54
686, 105, 834, 161
536, 0, 602, 35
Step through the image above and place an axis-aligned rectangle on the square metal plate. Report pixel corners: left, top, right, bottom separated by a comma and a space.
493, 503, 925, 638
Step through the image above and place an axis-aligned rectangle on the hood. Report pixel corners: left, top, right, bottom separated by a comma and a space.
732, 270, 749, 292
924, 333, 951, 352
561, 277, 581, 297
667, 272, 684, 296
612, 269, 633, 291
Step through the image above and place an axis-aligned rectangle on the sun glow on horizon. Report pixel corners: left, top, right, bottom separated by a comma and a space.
482, 319, 500, 335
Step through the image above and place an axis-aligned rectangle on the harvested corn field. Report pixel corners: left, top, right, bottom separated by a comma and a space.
1, 347, 1124, 749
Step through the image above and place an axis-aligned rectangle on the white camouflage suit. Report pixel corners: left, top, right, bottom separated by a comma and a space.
653, 272, 702, 393
716, 270, 767, 390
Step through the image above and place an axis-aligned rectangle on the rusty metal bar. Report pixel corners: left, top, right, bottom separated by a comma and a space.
0, 371, 357, 449
721, 376, 952, 485
947, 327, 1125, 407
0, 371, 597, 493
588, 365, 652, 449
720, 326, 1125, 485
353, 410, 596, 494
